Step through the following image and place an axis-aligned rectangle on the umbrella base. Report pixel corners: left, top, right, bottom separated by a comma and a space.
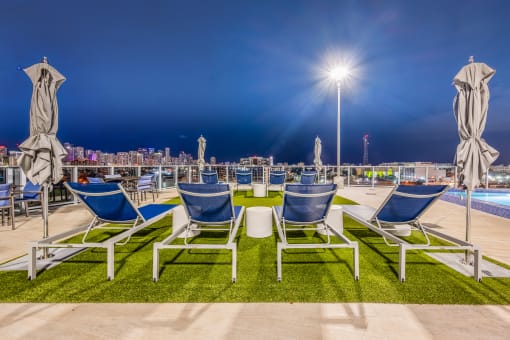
333, 176, 344, 188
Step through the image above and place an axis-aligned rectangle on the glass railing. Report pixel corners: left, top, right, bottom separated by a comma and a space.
2, 164, 510, 206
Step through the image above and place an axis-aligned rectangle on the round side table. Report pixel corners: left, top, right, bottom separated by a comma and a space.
252, 183, 267, 197
246, 206, 273, 238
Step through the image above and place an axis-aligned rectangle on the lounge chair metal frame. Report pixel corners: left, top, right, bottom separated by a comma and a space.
0, 183, 15, 230
14, 181, 43, 218
28, 182, 176, 281
127, 174, 156, 205
273, 184, 359, 282
153, 183, 245, 283
342, 185, 482, 282
152, 183, 245, 282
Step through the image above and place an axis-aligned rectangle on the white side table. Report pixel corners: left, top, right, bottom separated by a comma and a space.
172, 205, 200, 238
246, 206, 273, 238
252, 183, 267, 197
318, 205, 343, 235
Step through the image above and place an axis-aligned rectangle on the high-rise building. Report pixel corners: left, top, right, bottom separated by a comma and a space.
74, 146, 85, 161
164, 147, 170, 163
153, 152, 163, 165
0, 145, 7, 165
100, 152, 115, 165
63, 142, 74, 162
240, 156, 271, 166
8, 150, 22, 166
86, 149, 97, 162
129, 151, 143, 165
117, 152, 129, 165
363, 134, 369, 165
138, 148, 148, 160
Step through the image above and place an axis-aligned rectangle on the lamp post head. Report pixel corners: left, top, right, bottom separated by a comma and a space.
329, 66, 350, 85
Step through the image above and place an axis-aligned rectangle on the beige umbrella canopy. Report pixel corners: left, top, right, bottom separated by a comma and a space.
197, 135, 206, 171
313, 136, 323, 172
18, 58, 67, 185
17, 57, 67, 241
453, 57, 499, 247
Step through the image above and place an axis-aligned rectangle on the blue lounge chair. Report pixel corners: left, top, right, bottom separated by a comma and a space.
201, 169, 219, 184
267, 170, 286, 196
28, 182, 177, 280
234, 169, 252, 192
341, 185, 482, 282
153, 183, 245, 283
300, 171, 316, 184
0, 183, 15, 230
14, 181, 43, 217
273, 184, 359, 282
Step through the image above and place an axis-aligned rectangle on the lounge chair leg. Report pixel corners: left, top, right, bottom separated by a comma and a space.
277, 242, 282, 282
28, 244, 37, 280
107, 244, 114, 280
232, 243, 237, 283
399, 245, 406, 282
474, 247, 482, 282
153, 243, 160, 282
10, 202, 15, 230
353, 242, 359, 280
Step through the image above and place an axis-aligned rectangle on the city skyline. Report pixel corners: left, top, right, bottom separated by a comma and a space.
0, 141, 468, 168
1, 1, 509, 165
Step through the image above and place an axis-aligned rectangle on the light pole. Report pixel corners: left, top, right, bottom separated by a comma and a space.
330, 66, 349, 186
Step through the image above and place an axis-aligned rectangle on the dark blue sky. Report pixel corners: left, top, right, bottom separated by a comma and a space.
1, 0, 509, 165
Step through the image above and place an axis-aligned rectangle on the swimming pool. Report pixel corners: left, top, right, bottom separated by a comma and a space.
451, 191, 510, 206
442, 189, 510, 219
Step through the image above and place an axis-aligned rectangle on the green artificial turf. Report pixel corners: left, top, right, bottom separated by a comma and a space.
0, 190, 509, 304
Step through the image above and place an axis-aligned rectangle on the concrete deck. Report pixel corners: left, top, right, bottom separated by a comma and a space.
0, 186, 509, 339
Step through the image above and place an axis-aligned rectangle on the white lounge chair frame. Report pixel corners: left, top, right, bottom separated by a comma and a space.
342, 185, 482, 282
153, 184, 245, 283
28, 183, 176, 281
273, 185, 359, 282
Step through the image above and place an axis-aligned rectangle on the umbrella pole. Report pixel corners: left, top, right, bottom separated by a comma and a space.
42, 183, 49, 259
465, 189, 473, 264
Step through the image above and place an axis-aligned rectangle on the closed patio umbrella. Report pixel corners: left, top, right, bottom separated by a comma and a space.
453, 57, 499, 255
314, 136, 323, 173
197, 135, 206, 171
17, 57, 67, 244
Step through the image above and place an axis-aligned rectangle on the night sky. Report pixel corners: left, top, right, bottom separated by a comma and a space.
1, 0, 509, 165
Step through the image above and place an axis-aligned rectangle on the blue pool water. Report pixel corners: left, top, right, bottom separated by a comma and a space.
442, 189, 510, 219
453, 191, 510, 207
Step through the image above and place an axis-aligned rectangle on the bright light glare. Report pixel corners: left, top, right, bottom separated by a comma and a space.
329, 66, 351, 82
311, 48, 361, 98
